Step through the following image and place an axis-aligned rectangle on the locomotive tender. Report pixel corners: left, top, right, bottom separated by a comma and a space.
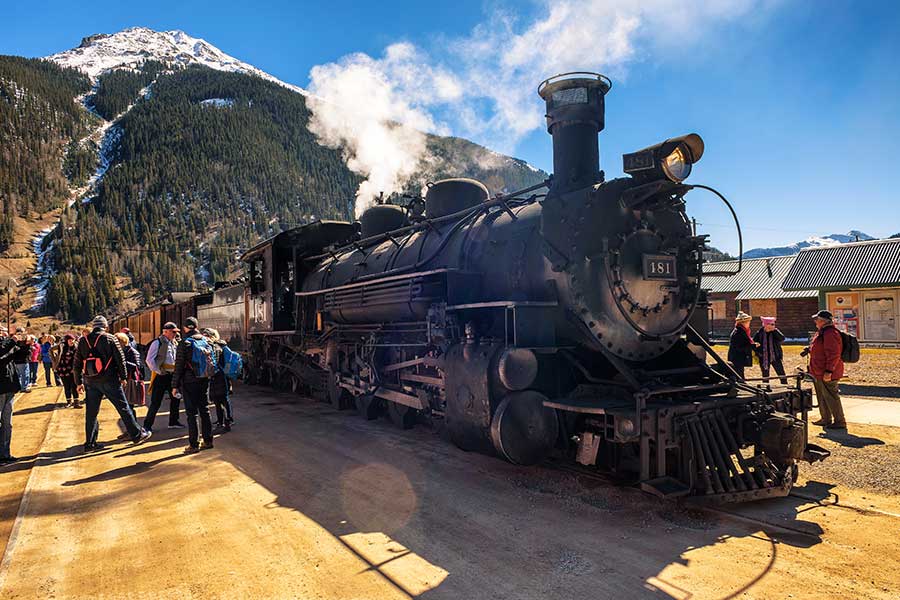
237, 73, 829, 502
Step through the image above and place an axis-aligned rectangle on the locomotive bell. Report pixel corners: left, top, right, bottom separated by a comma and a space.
538, 72, 611, 194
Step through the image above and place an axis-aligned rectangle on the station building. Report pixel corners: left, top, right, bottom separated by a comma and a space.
702, 256, 818, 339
782, 237, 900, 345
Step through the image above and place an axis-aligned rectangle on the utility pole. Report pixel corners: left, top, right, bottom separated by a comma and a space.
5, 278, 16, 332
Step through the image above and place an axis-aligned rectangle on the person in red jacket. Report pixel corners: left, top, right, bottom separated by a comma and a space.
807, 310, 846, 429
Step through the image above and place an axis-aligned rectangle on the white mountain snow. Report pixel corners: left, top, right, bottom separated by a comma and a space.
742, 230, 876, 259
46, 26, 305, 95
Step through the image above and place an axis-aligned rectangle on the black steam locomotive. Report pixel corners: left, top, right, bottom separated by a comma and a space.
240, 73, 828, 503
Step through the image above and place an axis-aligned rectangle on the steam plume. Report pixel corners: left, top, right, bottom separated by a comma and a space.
307, 0, 769, 216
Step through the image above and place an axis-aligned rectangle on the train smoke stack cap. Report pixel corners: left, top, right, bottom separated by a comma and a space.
538, 72, 611, 194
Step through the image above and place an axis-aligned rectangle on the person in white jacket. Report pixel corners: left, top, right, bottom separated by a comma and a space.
142, 322, 184, 432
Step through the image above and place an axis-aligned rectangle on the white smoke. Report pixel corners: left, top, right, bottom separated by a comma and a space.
307, 0, 770, 217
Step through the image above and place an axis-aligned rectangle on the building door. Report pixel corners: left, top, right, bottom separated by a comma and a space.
863, 292, 898, 342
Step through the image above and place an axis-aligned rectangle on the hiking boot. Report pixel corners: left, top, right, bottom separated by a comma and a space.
133, 430, 152, 445
65, 400, 73, 408
183, 446, 200, 455
74, 402, 82, 409
117, 432, 130, 441
200, 441, 214, 451
84, 443, 106, 453
811, 420, 830, 427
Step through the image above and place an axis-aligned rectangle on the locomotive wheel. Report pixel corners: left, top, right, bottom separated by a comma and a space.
490, 391, 559, 466
355, 393, 382, 420
387, 401, 416, 430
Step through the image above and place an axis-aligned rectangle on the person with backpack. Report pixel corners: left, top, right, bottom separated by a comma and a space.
753, 316, 788, 385
173, 317, 216, 454
55, 334, 81, 408
203, 328, 234, 432
143, 322, 184, 432
74, 316, 152, 452
807, 310, 847, 430
0, 326, 21, 465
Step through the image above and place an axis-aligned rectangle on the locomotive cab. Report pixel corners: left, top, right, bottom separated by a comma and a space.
242, 221, 357, 334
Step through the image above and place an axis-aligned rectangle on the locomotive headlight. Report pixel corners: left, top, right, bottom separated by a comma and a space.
623, 133, 704, 183
662, 144, 691, 182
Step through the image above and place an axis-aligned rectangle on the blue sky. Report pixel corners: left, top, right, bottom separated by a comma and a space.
3, 0, 899, 255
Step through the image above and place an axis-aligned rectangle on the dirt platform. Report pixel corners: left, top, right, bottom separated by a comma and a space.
0, 384, 898, 599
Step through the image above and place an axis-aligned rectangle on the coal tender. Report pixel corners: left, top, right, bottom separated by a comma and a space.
247, 72, 829, 503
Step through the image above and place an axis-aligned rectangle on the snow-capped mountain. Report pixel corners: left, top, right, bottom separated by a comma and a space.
46, 26, 305, 94
742, 230, 875, 259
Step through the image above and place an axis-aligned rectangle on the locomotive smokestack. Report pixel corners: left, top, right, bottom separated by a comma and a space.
538, 73, 611, 194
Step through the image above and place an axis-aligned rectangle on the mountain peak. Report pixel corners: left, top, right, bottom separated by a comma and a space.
742, 230, 875, 259
47, 27, 304, 95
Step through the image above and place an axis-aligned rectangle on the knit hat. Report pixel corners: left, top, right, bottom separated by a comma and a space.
761, 316, 776, 327
185, 316, 199, 330
735, 311, 752, 323
92, 315, 108, 329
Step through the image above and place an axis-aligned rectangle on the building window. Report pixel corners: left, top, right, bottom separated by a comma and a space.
749, 299, 777, 320
710, 300, 727, 321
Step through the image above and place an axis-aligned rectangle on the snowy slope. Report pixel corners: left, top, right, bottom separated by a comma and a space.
46, 27, 305, 95
742, 230, 875, 259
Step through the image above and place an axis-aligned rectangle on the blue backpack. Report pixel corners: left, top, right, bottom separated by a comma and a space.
186, 337, 218, 379
221, 345, 243, 380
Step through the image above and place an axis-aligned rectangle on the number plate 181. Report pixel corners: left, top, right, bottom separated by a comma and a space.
642, 254, 677, 280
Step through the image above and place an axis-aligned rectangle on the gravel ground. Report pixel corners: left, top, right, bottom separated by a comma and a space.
801, 422, 900, 496
711, 345, 900, 402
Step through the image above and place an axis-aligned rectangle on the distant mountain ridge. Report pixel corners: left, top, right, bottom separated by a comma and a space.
741, 230, 875, 259
0, 27, 548, 322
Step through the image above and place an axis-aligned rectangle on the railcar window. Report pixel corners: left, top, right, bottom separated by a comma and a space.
250, 259, 266, 294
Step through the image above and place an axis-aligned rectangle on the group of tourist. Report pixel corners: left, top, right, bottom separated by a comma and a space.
0, 315, 238, 464
728, 309, 847, 430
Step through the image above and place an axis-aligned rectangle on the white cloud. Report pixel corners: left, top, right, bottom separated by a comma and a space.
307, 0, 774, 216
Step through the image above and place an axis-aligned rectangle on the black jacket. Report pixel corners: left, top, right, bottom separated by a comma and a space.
752, 328, 785, 363
74, 328, 127, 385
12, 340, 31, 364
123, 344, 142, 380
0, 337, 21, 394
173, 332, 210, 388
727, 326, 755, 368
209, 340, 230, 400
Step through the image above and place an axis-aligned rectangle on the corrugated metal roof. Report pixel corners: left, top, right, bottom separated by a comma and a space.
782, 238, 900, 290
703, 255, 818, 299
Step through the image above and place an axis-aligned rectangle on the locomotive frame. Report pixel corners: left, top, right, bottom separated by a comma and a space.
118, 72, 831, 504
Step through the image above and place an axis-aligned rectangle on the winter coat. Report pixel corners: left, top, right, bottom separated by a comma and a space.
55, 344, 77, 377
209, 340, 230, 400
40, 341, 53, 363
123, 344, 143, 381
12, 341, 30, 364
727, 325, 755, 368
0, 337, 21, 395
809, 325, 844, 380
173, 332, 212, 388
74, 328, 128, 385
753, 328, 785, 363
